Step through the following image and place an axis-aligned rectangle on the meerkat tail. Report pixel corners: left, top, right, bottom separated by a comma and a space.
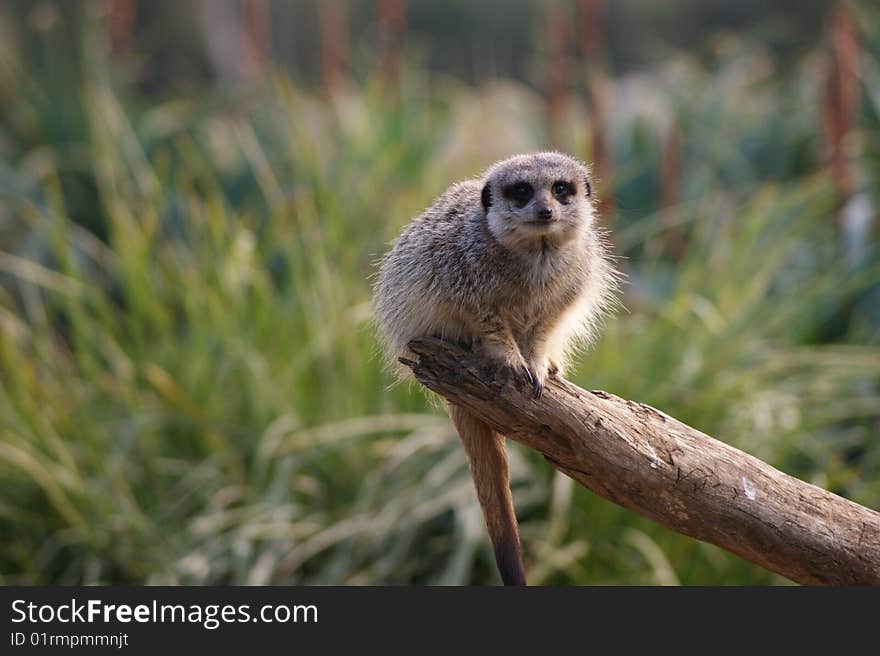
448, 404, 526, 586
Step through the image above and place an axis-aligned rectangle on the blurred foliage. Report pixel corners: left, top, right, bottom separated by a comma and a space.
0, 2, 878, 585
0, 0, 833, 89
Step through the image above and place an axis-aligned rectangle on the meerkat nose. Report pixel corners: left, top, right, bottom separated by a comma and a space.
536, 206, 553, 220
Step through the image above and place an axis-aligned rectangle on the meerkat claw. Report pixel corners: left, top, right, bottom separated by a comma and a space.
532, 375, 543, 399
509, 363, 542, 399
514, 365, 542, 398
520, 366, 535, 388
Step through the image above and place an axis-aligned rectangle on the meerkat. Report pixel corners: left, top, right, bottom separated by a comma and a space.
373, 152, 617, 585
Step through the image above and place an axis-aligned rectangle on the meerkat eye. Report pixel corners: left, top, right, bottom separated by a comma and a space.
503, 182, 534, 207
552, 181, 574, 198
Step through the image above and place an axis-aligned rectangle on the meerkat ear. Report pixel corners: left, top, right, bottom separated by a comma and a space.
481, 183, 492, 211
584, 177, 592, 197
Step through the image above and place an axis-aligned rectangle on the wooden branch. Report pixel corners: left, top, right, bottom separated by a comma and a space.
401, 337, 880, 585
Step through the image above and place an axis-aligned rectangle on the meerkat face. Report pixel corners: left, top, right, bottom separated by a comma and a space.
481, 152, 595, 252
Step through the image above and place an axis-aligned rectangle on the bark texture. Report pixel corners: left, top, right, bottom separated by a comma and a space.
401, 337, 880, 585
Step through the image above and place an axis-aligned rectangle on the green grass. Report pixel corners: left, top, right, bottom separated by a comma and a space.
0, 18, 879, 584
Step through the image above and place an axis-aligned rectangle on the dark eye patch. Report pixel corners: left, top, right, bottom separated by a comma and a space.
502, 181, 534, 207
552, 181, 575, 198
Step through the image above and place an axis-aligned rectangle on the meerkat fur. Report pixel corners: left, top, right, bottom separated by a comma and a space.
373, 152, 618, 585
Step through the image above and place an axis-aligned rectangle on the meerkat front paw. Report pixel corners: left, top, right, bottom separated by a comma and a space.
515, 361, 545, 399
507, 352, 550, 399
504, 352, 539, 395
524, 357, 552, 399
482, 343, 542, 397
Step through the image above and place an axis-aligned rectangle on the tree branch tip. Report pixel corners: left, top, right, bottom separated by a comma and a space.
406, 336, 443, 354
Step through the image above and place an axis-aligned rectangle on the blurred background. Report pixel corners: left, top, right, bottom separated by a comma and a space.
1, 0, 878, 585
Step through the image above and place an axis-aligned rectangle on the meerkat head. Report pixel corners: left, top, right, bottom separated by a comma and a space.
480, 152, 595, 253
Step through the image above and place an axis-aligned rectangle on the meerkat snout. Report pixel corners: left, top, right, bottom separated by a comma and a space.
534, 192, 555, 222
535, 207, 554, 223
